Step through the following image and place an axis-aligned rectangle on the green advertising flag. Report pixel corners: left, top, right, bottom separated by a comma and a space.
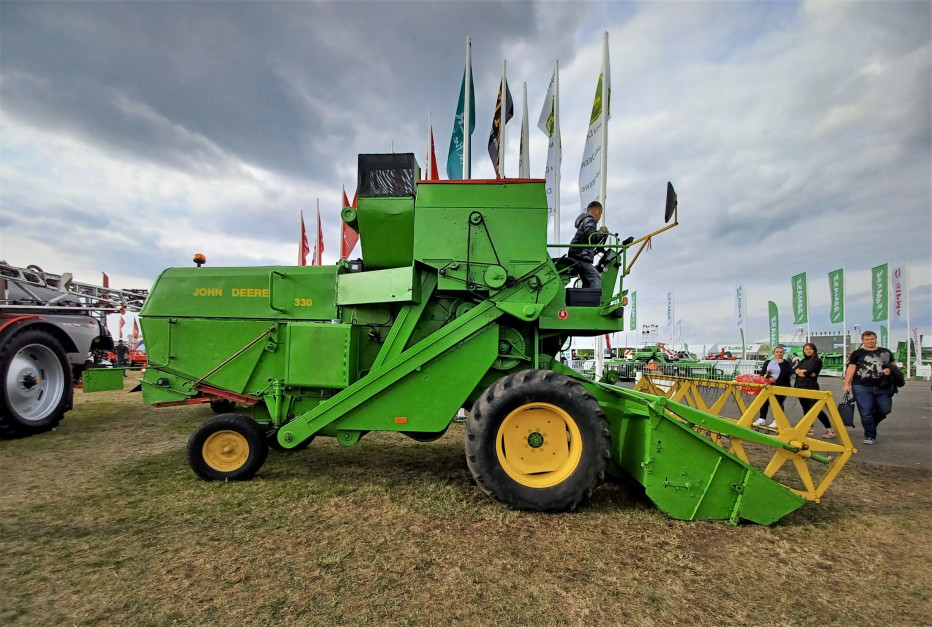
629, 291, 637, 331
768, 301, 779, 351
872, 263, 888, 322
446, 65, 476, 180
880, 325, 888, 349
791, 272, 808, 325
828, 268, 844, 324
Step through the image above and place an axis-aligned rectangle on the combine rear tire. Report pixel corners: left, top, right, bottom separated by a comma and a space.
188, 414, 269, 481
0, 329, 72, 438
464, 370, 610, 512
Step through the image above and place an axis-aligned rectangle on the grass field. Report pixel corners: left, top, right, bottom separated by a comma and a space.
2, 378, 930, 626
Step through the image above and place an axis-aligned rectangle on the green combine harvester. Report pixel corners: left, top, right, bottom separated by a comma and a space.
139, 153, 824, 524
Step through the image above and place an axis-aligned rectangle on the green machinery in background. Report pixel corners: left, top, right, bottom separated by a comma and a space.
139, 153, 831, 524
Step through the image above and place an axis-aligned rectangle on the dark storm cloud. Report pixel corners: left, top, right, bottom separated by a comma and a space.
1, 1, 587, 182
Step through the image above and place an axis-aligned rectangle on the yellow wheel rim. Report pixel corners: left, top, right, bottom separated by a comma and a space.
202, 430, 250, 472
496, 402, 583, 488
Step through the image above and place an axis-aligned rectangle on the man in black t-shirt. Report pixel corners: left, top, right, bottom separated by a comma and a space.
844, 331, 895, 445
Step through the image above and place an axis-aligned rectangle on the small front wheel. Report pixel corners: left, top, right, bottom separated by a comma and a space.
188, 414, 269, 481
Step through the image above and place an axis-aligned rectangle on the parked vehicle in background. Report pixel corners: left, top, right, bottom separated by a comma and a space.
129, 339, 147, 367
0, 262, 146, 437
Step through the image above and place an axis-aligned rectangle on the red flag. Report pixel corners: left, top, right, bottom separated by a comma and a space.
312, 208, 324, 266
119, 316, 125, 337
428, 126, 440, 180
133, 319, 140, 339
604, 334, 612, 350
341, 188, 360, 259
299, 211, 310, 266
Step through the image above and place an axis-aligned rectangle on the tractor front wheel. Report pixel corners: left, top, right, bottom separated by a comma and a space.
188, 414, 269, 481
464, 370, 610, 512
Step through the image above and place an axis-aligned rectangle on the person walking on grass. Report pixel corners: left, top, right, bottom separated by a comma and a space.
794, 342, 834, 438
844, 330, 895, 445
753, 346, 793, 428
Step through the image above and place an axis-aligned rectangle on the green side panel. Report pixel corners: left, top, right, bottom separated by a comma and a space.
356, 197, 414, 269
336, 266, 418, 305
286, 323, 357, 388
143, 318, 280, 395
323, 325, 498, 434
140, 266, 338, 320
416, 180, 547, 210
82, 368, 125, 392
413, 182, 549, 291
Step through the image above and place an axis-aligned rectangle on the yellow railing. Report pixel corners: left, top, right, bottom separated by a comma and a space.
634, 374, 857, 502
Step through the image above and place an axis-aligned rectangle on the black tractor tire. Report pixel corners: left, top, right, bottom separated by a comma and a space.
209, 399, 237, 414
187, 414, 269, 481
0, 328, 73, 438
464, 369, 610, 512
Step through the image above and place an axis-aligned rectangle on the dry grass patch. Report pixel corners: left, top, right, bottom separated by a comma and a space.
1, 378, 930, 626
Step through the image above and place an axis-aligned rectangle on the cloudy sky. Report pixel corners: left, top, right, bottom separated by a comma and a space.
1, 0, 929, 348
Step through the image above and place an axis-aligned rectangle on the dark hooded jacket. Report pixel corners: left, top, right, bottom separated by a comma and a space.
568, 212, 608, 263
879, 362, 906, 395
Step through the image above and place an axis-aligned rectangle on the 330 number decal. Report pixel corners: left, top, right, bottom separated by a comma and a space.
294, 298, 314, 307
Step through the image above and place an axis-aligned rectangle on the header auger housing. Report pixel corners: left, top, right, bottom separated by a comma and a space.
140, 153, 840, 524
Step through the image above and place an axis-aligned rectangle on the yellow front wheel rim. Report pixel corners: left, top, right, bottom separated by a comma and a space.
496, 402, 583, 488
202, 430, 250, 472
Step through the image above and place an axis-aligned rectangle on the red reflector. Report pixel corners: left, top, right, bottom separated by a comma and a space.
395, 417, 407, 424
558, 309, 569, 320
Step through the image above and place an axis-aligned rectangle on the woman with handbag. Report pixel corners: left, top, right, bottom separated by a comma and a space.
794, 343, 834, 438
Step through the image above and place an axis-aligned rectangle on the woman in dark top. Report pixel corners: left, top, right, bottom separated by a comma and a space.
795, 342, 833, 438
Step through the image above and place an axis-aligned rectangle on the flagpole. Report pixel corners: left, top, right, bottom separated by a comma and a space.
464, 36, 472, 180
499, 60, 507, 178
427, 109, 432, 179
806, 273, 811, 344
554, 61, 561, 250
842, 266, 847, 361
598, 31, 609, 214
520, 81, 529, 178
299, 210, 304, 265
905, 260, 911, 378
595, 32, 609, 380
